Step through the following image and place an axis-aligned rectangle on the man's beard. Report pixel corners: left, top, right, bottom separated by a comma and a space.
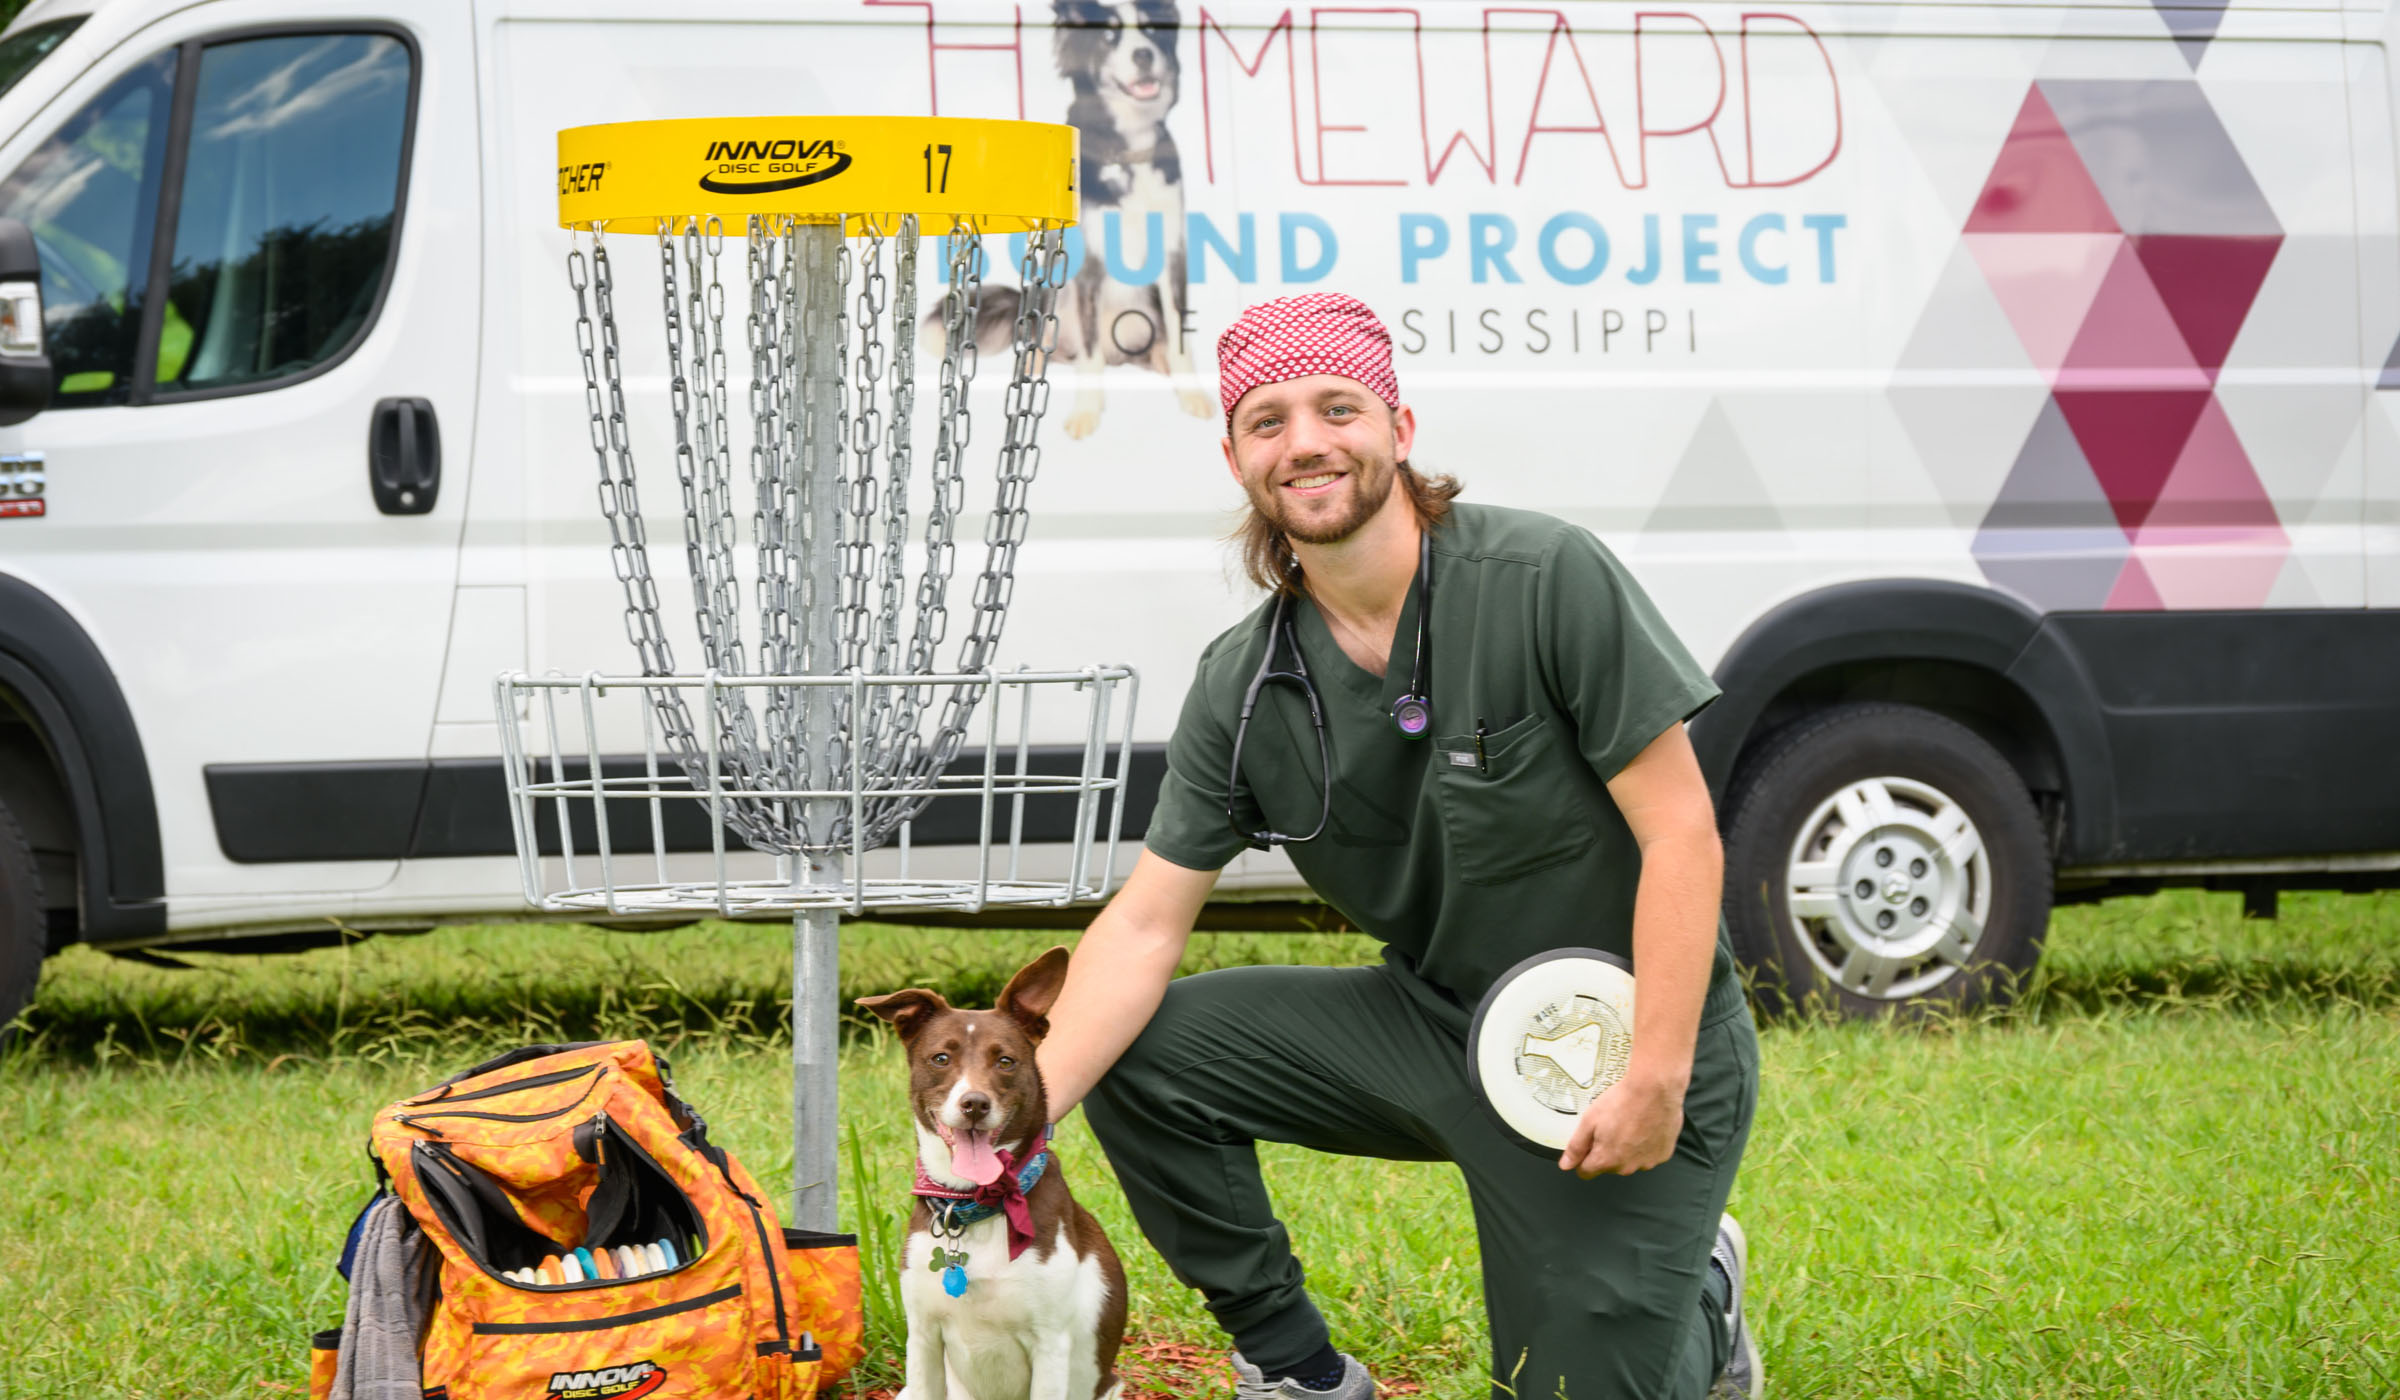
1246, 455, 1399, 546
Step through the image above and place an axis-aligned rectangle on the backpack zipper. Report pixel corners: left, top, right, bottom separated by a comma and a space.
395, 1101, 590, 1130
395, 1076, 605, 1131
403, 1063, 602, 1108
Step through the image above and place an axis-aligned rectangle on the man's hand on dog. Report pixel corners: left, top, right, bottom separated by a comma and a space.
1559, 1071, 1684, 1177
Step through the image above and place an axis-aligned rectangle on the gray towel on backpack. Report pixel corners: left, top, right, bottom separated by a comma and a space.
332, 1194, 435, 1400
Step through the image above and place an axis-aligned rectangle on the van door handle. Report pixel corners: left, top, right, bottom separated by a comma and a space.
370, 397, 441, 515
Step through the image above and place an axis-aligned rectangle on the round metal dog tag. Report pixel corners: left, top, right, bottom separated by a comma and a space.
1468, 948, 1637, 1155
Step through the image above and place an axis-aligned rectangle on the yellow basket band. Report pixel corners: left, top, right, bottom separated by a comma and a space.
557, 116, 1078, 234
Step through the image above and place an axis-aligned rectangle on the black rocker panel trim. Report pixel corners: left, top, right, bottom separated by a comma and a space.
206, 759, 425, 862
1694, 578, 2118, 861
208, 745, 1170, 863
2044, 610, 2400, 862
0, 573, 165, 938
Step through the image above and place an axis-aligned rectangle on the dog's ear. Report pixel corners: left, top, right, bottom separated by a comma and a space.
855, 988, 948, 1040
995, 945, 1072, 1040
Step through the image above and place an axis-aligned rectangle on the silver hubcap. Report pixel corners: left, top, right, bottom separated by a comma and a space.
1784, 776, 1992, 1001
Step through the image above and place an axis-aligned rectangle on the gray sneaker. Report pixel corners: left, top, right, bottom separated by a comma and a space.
1709, 1213, 1762, 1399
1229, 1350, 1376, 1400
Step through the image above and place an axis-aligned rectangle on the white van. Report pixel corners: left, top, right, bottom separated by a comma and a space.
0, 0, 2395, 1027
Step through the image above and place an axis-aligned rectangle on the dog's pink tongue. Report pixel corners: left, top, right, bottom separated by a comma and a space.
950, 1129, 1004, 1186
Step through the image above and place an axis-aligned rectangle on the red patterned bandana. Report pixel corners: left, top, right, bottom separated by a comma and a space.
1215, 292, 1400, 424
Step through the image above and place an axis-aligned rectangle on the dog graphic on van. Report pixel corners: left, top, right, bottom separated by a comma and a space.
1053, 0, 1214, 436
940, 0, 1214, 439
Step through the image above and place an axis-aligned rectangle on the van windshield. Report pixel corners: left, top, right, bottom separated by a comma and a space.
0, 17, 84, 101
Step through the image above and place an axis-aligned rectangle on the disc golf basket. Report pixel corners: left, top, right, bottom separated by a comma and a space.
498, 116, 1135, 1230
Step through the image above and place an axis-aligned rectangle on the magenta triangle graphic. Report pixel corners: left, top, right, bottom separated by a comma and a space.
1967, 87, 2122, 235
2131, 234, 2282, 373
2053, 388, 2214, 531
2056, 240, 2208, 392
1966, 233, 2122, 374
2105, 556, 2166, 610
2143, 398, 2278, 528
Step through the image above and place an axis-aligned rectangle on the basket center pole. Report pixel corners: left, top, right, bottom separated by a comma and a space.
792, 217, 845, 1233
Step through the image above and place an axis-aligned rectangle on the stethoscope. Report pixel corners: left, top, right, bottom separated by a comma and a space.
1224, 530, 1434, 851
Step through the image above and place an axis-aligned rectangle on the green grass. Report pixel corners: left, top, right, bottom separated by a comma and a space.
2, 891, 2396, 1398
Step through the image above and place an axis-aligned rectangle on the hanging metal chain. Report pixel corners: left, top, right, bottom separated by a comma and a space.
840, 225, 886, 676
820, 222, 888, 800
849, 224, 1065, 850
918, 226, 1065, 781
564, 227, 725, 832
856, 217, 919, 776
914, 224, 984, 675
760, 217, 810, 841
676, 218, 743, 681
656, 218, 783, 849
842, 223, 980, 840
965, 224, 1067, 675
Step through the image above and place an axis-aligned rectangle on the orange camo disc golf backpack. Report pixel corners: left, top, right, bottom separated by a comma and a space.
309, 1040, 862, 1400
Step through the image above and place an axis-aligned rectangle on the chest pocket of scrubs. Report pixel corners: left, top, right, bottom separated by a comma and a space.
1432, 713, 1596, 884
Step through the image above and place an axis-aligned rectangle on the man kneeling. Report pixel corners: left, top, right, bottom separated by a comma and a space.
1036, 294, 1765, 1400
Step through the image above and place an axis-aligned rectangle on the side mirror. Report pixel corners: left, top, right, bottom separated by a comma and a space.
0, 217, 49, 427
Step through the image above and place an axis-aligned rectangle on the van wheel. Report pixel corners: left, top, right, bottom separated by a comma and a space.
1722, 703, 2051, 1015
0, 793, 42, 1047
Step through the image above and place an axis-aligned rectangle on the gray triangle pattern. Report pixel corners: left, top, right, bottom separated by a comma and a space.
2214, 380, 2362, 523
1972, 397, 2129, 610
1979, 399, 2119, 530
1897, 243, 2032, 373
1888, 383, 2051, 526
1640, 401, 1784, 535
2153, 0, 2232, 70
2040, 78, 2279, 237
2264, 553, 2320, 608
1886, 242, 2048, 521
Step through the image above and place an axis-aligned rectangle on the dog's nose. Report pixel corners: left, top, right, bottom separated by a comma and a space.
1132, 46, 1154, 70
958, 1091, 992, 1122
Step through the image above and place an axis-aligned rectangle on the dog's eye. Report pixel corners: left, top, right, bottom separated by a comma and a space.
997, 1055, 1016, 1069
930, 1052, 951, 1065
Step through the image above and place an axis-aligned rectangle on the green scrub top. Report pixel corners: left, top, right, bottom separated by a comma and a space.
1144, 502, 1743, 1025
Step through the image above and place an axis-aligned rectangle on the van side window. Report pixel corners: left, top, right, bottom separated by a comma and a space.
0, 18, 86, 102
154, 33, 412, 395
0, 51, 176, 406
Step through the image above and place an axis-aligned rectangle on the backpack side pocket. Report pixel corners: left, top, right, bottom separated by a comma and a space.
779, 1228, 862, 1386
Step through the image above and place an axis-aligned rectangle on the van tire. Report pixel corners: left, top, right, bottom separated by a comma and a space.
1722, 702, 2051, 1016
0, 792, 43, 1047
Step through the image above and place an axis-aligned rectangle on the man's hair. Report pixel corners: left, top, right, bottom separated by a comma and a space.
1237, 461, 1464, 595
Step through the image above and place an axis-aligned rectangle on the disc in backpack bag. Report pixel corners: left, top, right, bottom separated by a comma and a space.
1468, 948, 1636, 1156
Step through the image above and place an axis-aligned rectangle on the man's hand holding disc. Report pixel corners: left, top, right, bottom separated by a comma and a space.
1559, 1067, 1683, 1177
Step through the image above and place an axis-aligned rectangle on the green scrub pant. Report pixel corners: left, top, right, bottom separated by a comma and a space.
1084, 962, 1759, 1400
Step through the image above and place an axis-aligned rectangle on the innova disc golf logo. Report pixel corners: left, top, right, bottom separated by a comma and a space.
699, 137, 852, 194
544, 1360, 666, 1399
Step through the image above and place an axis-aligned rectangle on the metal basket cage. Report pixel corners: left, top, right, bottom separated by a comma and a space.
497, 666, 1139, 917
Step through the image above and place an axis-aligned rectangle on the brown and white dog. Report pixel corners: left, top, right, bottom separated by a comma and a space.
858, 948, 1128, 1400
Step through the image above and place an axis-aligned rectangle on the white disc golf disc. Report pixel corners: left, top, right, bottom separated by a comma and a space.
1469, 948, 1637, 1155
